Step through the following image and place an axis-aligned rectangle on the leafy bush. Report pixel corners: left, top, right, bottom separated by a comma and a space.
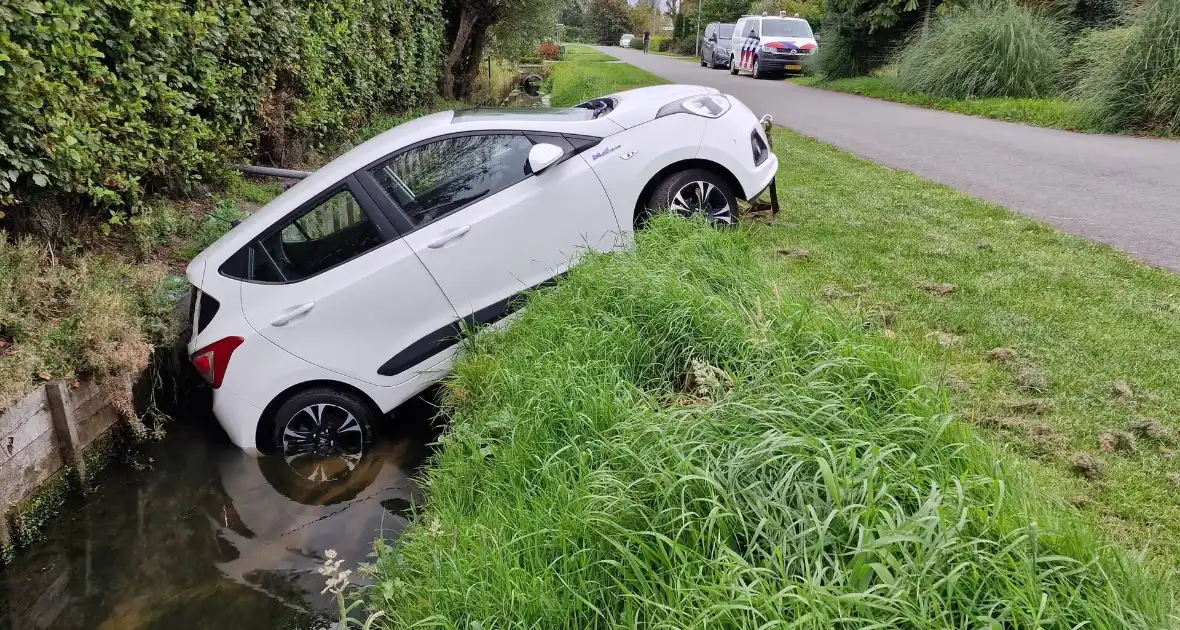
629, 36, 646, 50
817, 0, 925, 79
1080, 0, 1180, 135
0, 0, 442, 216
358, 218, 1174, 628
539, 42, 562, 60
813, 26, 890, 79
653, 36, 673, 52
894, 2, 1067, 99
670, 37, 698, 56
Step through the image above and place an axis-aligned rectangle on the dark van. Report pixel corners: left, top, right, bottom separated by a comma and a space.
700, 22, 736, 69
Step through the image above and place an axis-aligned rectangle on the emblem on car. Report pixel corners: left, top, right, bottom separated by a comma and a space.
621, 150, 638, 160
592, 145, 621, 160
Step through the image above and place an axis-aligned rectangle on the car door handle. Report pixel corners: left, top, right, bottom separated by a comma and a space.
427, 225, 471, 249
271, 302, 315, 327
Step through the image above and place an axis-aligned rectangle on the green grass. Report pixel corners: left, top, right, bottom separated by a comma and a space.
357, 217, 1176, 627
793, 75, 1092, 131
560, 44, 618, 63
550, 45, 669, 107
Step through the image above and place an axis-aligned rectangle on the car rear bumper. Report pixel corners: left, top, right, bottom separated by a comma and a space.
213, 387, 264, 455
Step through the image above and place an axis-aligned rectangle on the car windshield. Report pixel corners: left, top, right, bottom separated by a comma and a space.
719, 25, 734, 38
761, 19, 812, 38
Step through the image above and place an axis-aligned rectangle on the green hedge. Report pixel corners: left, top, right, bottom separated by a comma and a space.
0, 0, 442, 212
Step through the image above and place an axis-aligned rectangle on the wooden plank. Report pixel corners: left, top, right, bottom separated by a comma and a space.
0, 503, 11, 550
0, 386, 48, 442
76, 407, 118, 448
0, 407, 52, 469
45, 382, 84, 481
73, 392, 109, 429
68, 381, 101, 413
0, 431, 62, 507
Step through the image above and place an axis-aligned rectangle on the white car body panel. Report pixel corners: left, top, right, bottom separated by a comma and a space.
186, 85, 778, 454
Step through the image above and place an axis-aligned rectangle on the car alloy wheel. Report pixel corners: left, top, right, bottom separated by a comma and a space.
280, 402, 366, 482
670, 179, 734, 225
752, 57, 763, 79
730, 56, 739, 74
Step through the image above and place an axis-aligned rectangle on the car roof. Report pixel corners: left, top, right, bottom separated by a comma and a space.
188, 108, 627, 271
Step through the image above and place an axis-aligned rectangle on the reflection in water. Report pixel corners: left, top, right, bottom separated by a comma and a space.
0, 389, 441, 630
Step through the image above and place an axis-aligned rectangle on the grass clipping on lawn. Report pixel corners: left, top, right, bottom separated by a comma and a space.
360, 218, 1174, 627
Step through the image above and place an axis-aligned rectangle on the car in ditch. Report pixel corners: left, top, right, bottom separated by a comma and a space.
186, 84, 778, 464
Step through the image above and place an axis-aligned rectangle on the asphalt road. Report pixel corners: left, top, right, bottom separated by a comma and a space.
597, 46, 1180, 271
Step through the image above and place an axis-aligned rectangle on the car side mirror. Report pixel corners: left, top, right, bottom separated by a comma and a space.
528, 143, 565, 174
710, 34, 717, 42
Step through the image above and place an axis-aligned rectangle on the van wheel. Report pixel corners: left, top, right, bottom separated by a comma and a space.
270, 387, 375, 482
646, 169, 738, 227
729, 56, 739, 74
752, 57, 764, 79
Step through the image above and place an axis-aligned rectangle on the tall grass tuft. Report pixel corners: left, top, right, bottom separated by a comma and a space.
895, 2, 1067, 99
1079, 0, 1180, 135
358, 217, 1176, 628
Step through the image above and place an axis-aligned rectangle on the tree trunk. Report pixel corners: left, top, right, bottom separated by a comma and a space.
456, 21, 489, 102
922, 0, 932, 38
442, 5, 478, 99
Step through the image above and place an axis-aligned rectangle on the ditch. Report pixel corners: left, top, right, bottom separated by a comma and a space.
0, 385, 442, 630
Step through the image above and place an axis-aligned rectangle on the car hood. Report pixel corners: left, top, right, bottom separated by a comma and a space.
602, 84, 720, 129
758, 36, 817, 52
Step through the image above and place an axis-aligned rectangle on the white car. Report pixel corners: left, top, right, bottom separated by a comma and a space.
620, 33, 635, 47
186, 84, 778, 462
730, 13, 817, 78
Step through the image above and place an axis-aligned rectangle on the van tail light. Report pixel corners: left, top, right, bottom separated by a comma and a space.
191, 337, 244, 389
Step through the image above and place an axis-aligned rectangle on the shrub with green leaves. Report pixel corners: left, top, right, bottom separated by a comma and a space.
1079, 0, 1180, 135
0, 0, 442, 213
895, 2, 1066, 99
358, 218, 1174, 628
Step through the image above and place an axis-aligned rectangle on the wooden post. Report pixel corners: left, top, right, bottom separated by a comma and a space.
0, 504, 11, 552
45, 382, 85, 484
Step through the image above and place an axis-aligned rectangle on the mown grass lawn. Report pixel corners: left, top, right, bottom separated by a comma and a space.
553, 46, 1180, 568
791, 75, 1095, 132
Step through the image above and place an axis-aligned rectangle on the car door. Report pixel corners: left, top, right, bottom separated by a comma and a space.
235, 176, 459, 386
359, 131, 619, 339
702, 24, 715, 61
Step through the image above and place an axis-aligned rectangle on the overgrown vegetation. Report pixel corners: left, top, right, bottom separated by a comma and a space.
894, 2, 1066, 98
0, 0, 443, 224
356, 217, 1176, 627
806, 0, 1177, 135
1079, 0, 1180, 135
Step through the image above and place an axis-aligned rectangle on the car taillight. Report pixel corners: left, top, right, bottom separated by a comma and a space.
191, 337, 244, 389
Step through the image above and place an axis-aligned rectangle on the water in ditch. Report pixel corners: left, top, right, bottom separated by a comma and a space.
0, 387, 442, 630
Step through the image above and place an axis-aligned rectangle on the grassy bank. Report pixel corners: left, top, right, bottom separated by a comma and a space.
550, 45, 669, 107
792, 76, 1093, 132
358, 218, 1176, 626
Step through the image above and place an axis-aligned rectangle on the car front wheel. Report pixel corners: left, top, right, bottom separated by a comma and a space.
752, 57, 764, 79
646, 169, 738, 227
729, 56, 739, 74
270, 387, 375, 483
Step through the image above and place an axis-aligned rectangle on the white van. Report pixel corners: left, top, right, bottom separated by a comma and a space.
730, 13, 817, 79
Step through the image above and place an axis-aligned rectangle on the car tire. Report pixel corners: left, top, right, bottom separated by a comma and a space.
645, 168, 739, 227
729, 56, 739, 74
701, 57, 708, 67
752, 57, 763, 79
268, 386, 376, 483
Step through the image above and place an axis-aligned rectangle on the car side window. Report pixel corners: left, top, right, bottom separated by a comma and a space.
251, 188, 384, 283
750, 19, 760, 37
369, 133, 534, 228
704, 24, 714, 38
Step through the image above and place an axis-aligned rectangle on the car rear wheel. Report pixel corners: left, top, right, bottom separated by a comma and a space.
646, 169, 738, 227
270, 387, 375, 484
701, 56, 708, 67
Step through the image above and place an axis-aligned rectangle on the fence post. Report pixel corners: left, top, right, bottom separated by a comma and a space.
0, 504, 11, 553
45, 382, 85, 484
